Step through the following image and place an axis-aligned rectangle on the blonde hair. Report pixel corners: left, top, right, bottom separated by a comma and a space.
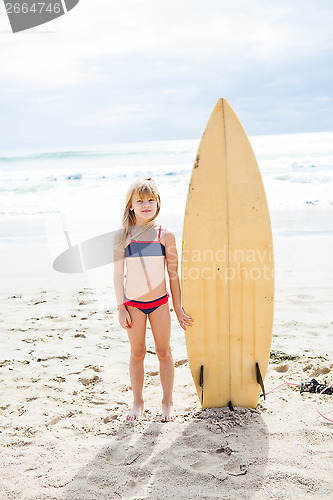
115, 177, 161, 248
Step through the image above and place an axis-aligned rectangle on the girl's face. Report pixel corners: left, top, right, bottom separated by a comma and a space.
130, 191, 158, 224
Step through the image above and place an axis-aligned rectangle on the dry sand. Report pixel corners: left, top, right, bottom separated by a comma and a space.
0, 235, 332, 499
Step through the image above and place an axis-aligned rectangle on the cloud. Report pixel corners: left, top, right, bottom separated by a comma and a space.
75, 103, 157, 127
0, 0, 332, 147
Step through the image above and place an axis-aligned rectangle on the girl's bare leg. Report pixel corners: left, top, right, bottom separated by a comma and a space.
148, 302, 175, 422
126, 306, 147, 421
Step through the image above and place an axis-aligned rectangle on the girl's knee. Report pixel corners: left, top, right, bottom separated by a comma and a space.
131, 348, 146, 361
156, 347, 172, 362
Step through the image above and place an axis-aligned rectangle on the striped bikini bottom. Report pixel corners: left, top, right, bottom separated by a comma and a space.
124, 292, 169, 315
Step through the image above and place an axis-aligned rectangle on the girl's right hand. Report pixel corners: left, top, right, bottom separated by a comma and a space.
118, 308, 132, 330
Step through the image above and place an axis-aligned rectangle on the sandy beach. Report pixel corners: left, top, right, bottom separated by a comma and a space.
0, 233, 332, 499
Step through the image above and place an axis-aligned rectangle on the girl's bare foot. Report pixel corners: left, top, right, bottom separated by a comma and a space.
161, 401, 176, 422
126, 402, 144, 421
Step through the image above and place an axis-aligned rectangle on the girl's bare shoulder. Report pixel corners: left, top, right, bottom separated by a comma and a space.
113, 228, 127, 248
160, 227, 176, 246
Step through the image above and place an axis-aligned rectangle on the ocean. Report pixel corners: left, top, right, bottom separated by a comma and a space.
1, 131, 333, 245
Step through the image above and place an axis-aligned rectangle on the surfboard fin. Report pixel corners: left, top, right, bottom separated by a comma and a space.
199, 365, 204, 405
256, 362, 266, 400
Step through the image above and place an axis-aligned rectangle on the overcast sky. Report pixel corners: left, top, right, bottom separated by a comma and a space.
0, 0, 332, 150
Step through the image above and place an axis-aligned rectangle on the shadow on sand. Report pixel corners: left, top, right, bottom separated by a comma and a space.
62, 406, 269, 500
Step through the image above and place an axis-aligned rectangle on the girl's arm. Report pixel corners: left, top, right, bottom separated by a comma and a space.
113, 231, 132, 329
113, 230, 126, 309
164, 230, 193, 331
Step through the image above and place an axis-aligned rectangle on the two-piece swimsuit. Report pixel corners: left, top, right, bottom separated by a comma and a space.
123, 225, 169, 315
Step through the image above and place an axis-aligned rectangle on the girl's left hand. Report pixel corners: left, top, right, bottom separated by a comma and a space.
175, 307, 194, 331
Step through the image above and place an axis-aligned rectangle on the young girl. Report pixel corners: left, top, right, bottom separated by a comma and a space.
113, 177, 193, 422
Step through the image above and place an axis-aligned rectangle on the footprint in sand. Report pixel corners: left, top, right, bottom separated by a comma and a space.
103, 414, 119, 424
190, 455, 228, 471
174, 358, 188, 367
85, 365, 102, 372
78, 375, 101, 386
47, 415, 62, 426
310, 366, 330, 377
76, 365, 103, 386
274, 363, 289, 373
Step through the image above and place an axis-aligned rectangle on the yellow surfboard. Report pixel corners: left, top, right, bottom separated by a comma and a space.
181, 99, 274, 409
